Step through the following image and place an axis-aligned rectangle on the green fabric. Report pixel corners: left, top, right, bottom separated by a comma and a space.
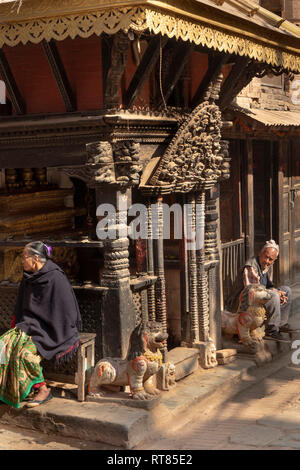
0, 328, 44, 409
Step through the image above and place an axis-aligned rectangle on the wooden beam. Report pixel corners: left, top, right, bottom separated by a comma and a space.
218, 56, 250, 110
191, 53, 229, 108
42, 39, 76, 112
157, 42, 194, 107
0, 49, 25, 115
124, 36, 168, 108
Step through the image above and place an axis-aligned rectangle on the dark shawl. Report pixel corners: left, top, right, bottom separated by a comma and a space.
14, 259, 82, 364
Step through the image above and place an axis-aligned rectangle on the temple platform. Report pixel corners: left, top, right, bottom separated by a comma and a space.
0, 284, 299, 450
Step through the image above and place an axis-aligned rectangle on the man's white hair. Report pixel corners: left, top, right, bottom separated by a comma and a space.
261, 239, 279, 257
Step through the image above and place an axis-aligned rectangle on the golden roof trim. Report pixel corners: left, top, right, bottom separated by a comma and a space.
0, 0, 300, 72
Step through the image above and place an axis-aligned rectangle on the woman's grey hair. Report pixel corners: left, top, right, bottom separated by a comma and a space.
24, 241, 51, 263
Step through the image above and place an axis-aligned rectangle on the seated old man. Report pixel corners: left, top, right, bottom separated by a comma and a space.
226, 240, 293, 341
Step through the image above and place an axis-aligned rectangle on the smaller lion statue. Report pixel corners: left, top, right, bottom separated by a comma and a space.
88, 321, 168, 400
222, 284, 271, 351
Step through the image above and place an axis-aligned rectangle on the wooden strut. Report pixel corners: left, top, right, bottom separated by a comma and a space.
157, 41, 194, 107
191, 52, 229, 108
42, 39, 76, 113
124, 35, 168, 108
0, 48, 25, 115
218, 56, 250, 110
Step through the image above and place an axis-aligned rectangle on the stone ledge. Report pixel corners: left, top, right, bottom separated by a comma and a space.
0, 348, 293, 449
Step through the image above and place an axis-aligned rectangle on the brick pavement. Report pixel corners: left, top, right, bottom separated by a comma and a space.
137, 364, 300, 450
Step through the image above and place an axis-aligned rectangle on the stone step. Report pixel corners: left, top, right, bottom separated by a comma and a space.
167, 347, 200, 381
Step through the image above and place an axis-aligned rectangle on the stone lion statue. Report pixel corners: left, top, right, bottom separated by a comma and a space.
88, 321, 168, 400
221, 284, 271, 350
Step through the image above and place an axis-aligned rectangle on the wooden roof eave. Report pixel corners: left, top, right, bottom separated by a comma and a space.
0, 0, 300, 72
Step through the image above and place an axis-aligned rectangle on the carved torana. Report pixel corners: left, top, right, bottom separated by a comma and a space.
149, 99, 230, 192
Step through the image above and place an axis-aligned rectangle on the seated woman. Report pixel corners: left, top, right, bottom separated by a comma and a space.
0, 241, 82, 408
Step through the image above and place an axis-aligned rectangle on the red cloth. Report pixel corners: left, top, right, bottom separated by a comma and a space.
33, 382, 46, 389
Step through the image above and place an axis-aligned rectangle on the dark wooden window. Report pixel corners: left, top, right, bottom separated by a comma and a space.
260, 0, 282, 16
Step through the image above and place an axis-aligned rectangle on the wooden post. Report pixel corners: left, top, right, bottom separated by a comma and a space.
277, 139, 287, 285
98, 188, 136, 359
147, 198, 156, 322
245, 138, 254, 259
205, 187, 222, 349
179, 194, 190, 344
77, 343, 86, 402
186, 193, 200, 344
153, 196, 167, 333
196, 191, 209, 343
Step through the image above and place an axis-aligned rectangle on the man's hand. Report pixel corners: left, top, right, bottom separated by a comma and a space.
277, 290, 288, 305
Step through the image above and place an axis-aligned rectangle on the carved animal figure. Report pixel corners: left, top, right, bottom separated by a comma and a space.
222, 284, 271, 349
199, 338, 218, 369
88, 322, 168, 400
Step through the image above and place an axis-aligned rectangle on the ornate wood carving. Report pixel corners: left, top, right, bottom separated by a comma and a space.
205, 189, 220, 262
101, 237, 131, 287
104, 31, 129, 110
148, 75, 230, 192
187, 194, 199, 343
99, 189, 136, 358
153, 197, 167, 335
0, 4, 298, 73
195, 192, 210, 343
146, 198, 156, 322
63, 140, 142, 189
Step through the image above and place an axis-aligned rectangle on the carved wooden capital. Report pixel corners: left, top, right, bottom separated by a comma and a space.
62, 140, 142, 188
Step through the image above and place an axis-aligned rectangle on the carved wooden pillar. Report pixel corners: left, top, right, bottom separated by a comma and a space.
205, 186, 222, 349
186, 193, 199, 344
153, 196, 167, 334
146, 197, 156, 322
245, 138, 255, 259
98, 188, 135, 359
62, 140, 141, 359
196, 191, 209, 343
140, 85, 231, 368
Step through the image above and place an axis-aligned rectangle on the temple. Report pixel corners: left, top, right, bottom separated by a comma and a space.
0, 0, 300, 376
